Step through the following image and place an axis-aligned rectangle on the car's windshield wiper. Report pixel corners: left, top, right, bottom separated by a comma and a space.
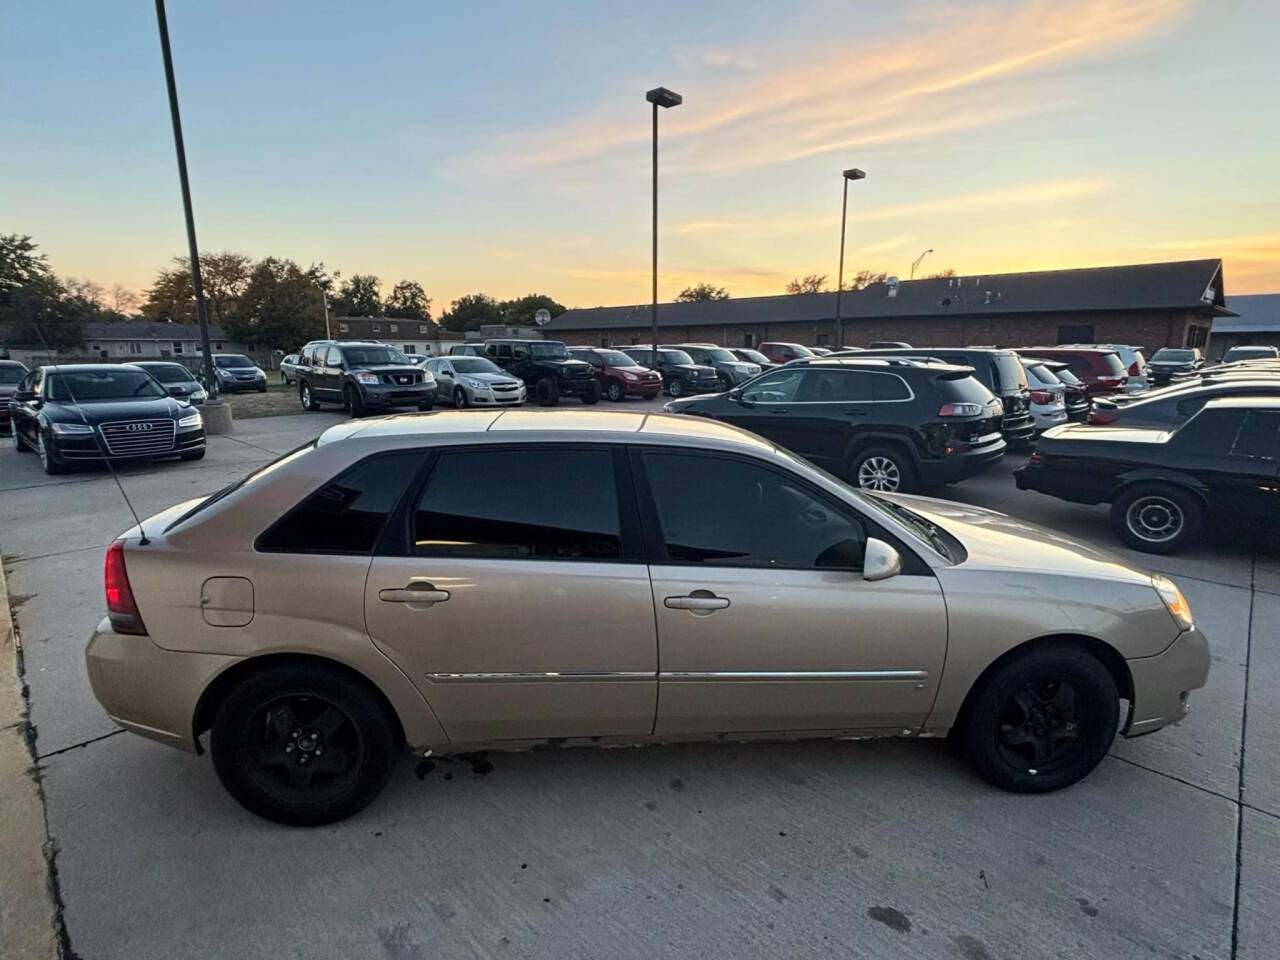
878, 500, 952, 560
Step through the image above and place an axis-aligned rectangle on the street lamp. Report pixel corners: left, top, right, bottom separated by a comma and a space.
910, 248, 934, 280
646, 86, 682, 356
833, 167, 865, 349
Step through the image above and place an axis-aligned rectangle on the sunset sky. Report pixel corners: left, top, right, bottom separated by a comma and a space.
3, 0, 1277, 312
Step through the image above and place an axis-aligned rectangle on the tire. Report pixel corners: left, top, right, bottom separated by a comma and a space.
37, 431, 68, 475
1110, 482, 1204, 555
960, 642, 1119, 793
180, 448, 206, 461
12, 425, 31, 453
581, 381, 602, 405
281, 372, 289, 385
300, 382, 321, 411
606, 380, 625, 402
667, 377, 686, 398
344, 385, 366, 419
535, 378, 560, 407
453, 386, 469, 409
210, 662, 401, 826
850, 444, 917, 494
258, 384, 267, 393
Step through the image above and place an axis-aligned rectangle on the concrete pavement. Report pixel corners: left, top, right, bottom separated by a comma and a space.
1, 402, 1277, 959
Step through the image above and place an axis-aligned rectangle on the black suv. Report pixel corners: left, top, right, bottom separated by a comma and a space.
621, 346, 720, 397
665, 357, 1006, 493
852, 347, 1034, 446
484, 339, 601, 405
670, 343, 762, 388
296, 340, 436, 417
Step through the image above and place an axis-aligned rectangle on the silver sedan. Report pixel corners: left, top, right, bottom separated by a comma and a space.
426, 355, 526, 407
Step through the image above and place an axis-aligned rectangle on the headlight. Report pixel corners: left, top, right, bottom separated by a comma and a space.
1152, 574, 1193, 631
354, 372, 379, 385
464, 378, 486, 389
421, 371, 435, 384
254, 368, 266, 378
177, 411, 203, 429
191, 388, 208, 401
50, 422, 94, 436
621, 371, 637, 380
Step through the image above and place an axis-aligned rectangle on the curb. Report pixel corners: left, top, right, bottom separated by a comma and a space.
0, 557, 60, 959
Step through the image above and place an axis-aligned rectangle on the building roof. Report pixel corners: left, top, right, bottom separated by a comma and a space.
1213, 294, 1280, 333
83, 321, 229, 340
547, 259, 1230, 333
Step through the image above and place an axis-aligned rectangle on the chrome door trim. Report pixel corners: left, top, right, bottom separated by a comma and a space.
425, 671, 654, 683
658, 669, 928, 681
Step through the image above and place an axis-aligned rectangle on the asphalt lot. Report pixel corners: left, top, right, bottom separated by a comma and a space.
2, 398, 1279, 959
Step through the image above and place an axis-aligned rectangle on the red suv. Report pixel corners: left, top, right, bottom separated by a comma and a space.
758, 342, 816, 364
1015, 347, 1128, 397
568, 347, 663, 401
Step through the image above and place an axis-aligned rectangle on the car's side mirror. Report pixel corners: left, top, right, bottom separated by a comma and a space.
728, 387, 745, 403
862, 538, 902, 581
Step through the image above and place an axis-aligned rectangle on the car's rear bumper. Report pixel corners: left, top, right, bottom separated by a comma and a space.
918, 435, 1007, 485
1065, 401, 1090, 422
1125, 627, 1211, 736
1000, 414, 1036, 443
1030, 406, 1068, 430
85, 618, 241, 753
1013, 462, 1112, 504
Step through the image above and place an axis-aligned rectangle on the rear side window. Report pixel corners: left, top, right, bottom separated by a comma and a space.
799, 369, 873, 402
872, 373, 911, 401
413, 449, 622, 559
1230, 412, 1280, 461
259, 452, 424, 554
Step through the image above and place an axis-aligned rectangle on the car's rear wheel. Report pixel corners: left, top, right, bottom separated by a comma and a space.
607, 380, 624, 402
1110, 483, 1204, 555
850, 445, 917, 494
960, 642, 1119, 793
453, 386, 469, 408
581, 381, 602, 405
344, 385, 366, 418
210, 663, 401, 826
667, 377, 686, 398
535, 378, 560, 406
300, 382, 321, 411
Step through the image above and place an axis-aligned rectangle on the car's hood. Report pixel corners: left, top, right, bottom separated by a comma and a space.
42, 396, 187, 424
670, 363, 717, 377
0, 385, 17, 399
543, 359, 593, 374
353, 365, 424, 377
874, 492, 1154, 586
456, 372, 521, 384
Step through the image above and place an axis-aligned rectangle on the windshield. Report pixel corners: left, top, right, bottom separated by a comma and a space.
140, 364, 195, 384
736, 349, 770, 364
343, 346, 408, 365
0, 365, 26, 385
46, 369, 166, 402
991, 353, 1028, 392
450, 357, 502, 374
595, 349, 636, 366
1225, 347, 1277, 360
1152, 348, 1195, 362
214, 355, 254, 368
659, 349, 695, 365
529, 342, 570, 360
703, 347, 737, 362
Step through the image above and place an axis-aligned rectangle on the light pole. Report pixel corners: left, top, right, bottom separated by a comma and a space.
910, 248, 934, 280
322, 289, 332, 339
154, 0, 217, 399
833, 167, 865, 349
646, 86, 682, 355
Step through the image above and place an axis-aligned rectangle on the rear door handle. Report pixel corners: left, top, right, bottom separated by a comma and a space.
769, 408, 789, 415
379, 583, 451, 608
664, 592, 730, 615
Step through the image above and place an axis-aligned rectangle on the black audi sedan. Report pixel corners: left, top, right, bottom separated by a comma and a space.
8, 364, 206, 474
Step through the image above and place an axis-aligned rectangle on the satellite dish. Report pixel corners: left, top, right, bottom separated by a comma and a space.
534, 308, 552, 326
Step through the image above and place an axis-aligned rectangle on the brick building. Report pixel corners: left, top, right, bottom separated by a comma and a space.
546, 259, 1230, 354
328, 317, 462, 355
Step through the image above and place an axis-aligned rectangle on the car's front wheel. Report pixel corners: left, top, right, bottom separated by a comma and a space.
344, 385, 366, 418
581, 381, 602, 405
960, 642, 1119, 793
210, 662, 401, 826
1110, 483, 1204, 555
453, 386, 469, 409
667, 377, 686, 398
606, 380, 624, 402
535, 378, 560, 406
37, 430, 68, 475
300, 382, 321, 411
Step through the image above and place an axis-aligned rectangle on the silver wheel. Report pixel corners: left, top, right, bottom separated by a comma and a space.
857, 455, 901, 492
301, 385, 311, 409
1125, 495, 1183, 544
10, 426, 19, 449
37, 431, 49, 468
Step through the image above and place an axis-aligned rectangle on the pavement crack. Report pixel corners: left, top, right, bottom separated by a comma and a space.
1229, 552, 1257, 960
1105, 753, 1237, 806
36, 728, 124, 760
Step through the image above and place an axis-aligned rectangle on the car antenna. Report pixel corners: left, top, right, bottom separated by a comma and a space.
31, 329, 150, 545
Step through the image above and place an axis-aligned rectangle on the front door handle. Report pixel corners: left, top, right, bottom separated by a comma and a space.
768, 408, 790, 415
379, 583, 451, 608
664, 591, 730, 615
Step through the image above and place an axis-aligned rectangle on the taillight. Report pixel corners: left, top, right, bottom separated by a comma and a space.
938, 402, 983, 417
1128, 361, 1140, 376
1088, 409, 1119, 425
104, 540, 146, 635
1028, 451, 1043, 465
1029, 390, 1052, 405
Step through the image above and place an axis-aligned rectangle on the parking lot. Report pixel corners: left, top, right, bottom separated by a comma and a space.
3, 401, 1279, 960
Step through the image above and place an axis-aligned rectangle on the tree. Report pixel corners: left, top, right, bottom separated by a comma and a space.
676, 283, 729, 302
140, 251, 251, 327
63, 276, 104, 307
384, 280, 432, 320
340, 274, 382, 317
440, 293, 503, 333
499, 293, 565, 327
785, 274, 828, 294
0, 234, 50, 300
926, 268, 958, 279
229, 257, 326, 349
108, 284, 140, 316
845, 270, 887, 291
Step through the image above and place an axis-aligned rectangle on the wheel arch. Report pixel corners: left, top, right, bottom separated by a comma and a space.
1111, 469, 1210, 507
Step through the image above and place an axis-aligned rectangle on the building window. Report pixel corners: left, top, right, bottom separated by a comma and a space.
743, 333, 757, 347
599, 335, 611, 347
129, 342, 142, 354
173, 341, 184, 355
419, 324, 430, 334
389, 323, 398, 333
338, 323, 349, 334
1185, 325, 1209, 349
404, 345, 416, 355
214, 341, 223, 350
91, 343, 101, 351
372, 323, 382, 333
1056, 324, 1095, 345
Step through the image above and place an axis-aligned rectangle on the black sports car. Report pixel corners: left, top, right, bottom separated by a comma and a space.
1015, 395, 1279, 554
8, 364, 206, 474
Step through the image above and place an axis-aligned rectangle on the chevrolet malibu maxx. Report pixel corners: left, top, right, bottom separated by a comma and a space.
86, 410, 1209, 825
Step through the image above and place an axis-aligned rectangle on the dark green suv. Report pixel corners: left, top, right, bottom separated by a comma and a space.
483, 339, 601, 406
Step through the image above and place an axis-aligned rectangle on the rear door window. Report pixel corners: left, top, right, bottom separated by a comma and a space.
798, 369, 873, 402
413, 448, 624, 560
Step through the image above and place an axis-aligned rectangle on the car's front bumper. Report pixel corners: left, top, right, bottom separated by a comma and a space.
85, 618, 241, 753
218, 377, 267, 392
468, 384, 526, 405
53, 428, 206, 462
1125, 626, 1211, 736
361, 383, 438, 407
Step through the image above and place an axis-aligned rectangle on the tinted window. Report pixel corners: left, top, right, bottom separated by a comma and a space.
140, 363, 193, 384
215, 355, 254, 368
259, 452, 422, 554
529, 342, 570, 359
991, 353, 1028, 391
1097, 352, 1126, 375
872, 373, 912, 401
644, 453, 865, 569
741, 369, 805, 403
343, 346, 408, 366
936, 374, 995, 405
624, 349, 652, 365
1230, 412, 1280, 461
659, 349, 694, 365
1174, 409, 1244, 455
0, 364, 27, 385
325, 346, 343, 366
799, 369, 873, 402
451, 357, 501, 374
1153, 349, 1196, 362
414, 449, 621, 559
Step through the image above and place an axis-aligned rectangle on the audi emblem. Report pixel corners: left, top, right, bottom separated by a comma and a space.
124, 423, 154, 433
